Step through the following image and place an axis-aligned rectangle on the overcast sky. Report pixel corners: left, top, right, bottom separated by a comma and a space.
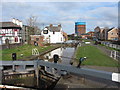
1, 1, 118, 34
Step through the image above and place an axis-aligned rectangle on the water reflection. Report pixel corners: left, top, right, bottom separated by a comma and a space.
43, 47, 75, 65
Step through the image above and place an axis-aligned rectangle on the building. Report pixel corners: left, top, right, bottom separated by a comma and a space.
41, 24, 65, 44
94, 26, 109, 40
94, 26, 101, 40
30, 35, 44, 46
22, 25, 36, 44
75, 22, 86, 36
87, 31, 94, 37
63, 32, 68, 41
101, 27, 109, 40
0, 18, 22, 45
108, 28, 119, 41
81, 33, 90, 39
118, 28, 120, 41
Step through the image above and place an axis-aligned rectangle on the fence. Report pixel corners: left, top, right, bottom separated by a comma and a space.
110, 50, 120, 61
101, 42, 120, 50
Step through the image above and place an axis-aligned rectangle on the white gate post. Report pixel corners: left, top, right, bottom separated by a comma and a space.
114, 51, 117, 60
110, 51, 113, 58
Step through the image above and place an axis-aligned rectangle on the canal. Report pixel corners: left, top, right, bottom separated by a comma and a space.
41, 46, 76, 65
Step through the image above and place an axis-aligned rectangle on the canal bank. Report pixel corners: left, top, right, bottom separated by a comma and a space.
23, 45, 61, 60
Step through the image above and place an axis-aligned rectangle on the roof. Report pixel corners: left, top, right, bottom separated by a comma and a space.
45, 26, 61, 32
108, 28, 118, 33
0, 22, 21, 29
88, 31, 94, 33
81, 33, 90, 35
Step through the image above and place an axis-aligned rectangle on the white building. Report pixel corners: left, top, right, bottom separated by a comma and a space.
0, 18, 22, 45
41, 24, 64, 44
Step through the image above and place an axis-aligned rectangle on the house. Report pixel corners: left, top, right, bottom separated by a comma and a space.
108, 28, 119, 41
30, 35, 44, 46
0, 18, 22, 45
94, 26, 101, 40
41, 24, 65, 44
87, 31, 94, 37
101, 27, 109, 40
81, 33, 90, 39
94, 26, 109, 40
63, 32, 68, 41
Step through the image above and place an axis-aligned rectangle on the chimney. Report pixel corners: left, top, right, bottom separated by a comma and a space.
16, 19, 20, 26
50, 24, 53, 27
19, 20, 23, 27
58, 24, 61, 27
12, 18, 16, 24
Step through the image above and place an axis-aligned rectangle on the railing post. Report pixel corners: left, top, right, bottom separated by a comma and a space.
34, 60, 40, 88
0, 66, 3, 84
114, 51, 117, 60
12, 65, 15, 72
23, 65, 26, 70
110, 51, 113, 58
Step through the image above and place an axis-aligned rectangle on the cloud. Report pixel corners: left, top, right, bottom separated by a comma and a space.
1, 2, 118, 34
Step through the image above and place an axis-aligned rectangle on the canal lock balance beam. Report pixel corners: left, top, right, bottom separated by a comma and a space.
0, 60, 120, 83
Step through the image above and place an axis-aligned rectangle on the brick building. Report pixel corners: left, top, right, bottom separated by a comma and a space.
75, 22, 86, 36
30, 35, 44, 46
108, 28, 119, 41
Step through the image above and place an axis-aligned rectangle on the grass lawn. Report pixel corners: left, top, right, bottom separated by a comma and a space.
1, 44, 54, 61
76, 45, 119, 67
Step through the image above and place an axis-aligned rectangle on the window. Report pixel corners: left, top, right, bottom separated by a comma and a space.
61, 37, 62, 41
111, 32, 114, 35
15, 37, 18, 42
43, 30, 48, 34
36, 38, 39, 41
31, 38, 34, 41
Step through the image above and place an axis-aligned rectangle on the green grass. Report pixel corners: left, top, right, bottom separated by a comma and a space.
1, 44, 54, 61
76, 45, 119, 67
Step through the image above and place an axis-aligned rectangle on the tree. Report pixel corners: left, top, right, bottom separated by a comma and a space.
26, 15, 41, 35
27, 16, 37, 27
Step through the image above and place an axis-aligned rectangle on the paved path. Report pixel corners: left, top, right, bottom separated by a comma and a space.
55, 73, 119, 89
82, 65, 119, 73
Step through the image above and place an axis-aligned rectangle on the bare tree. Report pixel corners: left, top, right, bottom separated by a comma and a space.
27, 15, 37, 27
26, 15, 41, 35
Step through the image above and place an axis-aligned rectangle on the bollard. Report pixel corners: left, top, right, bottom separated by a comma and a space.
53, 54, 59, 63
12, 53, 17, 61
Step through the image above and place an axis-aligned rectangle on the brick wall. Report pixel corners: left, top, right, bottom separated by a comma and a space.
30, 35, 44, 46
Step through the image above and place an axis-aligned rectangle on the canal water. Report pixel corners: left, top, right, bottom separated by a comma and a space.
40, 47, 76, 65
